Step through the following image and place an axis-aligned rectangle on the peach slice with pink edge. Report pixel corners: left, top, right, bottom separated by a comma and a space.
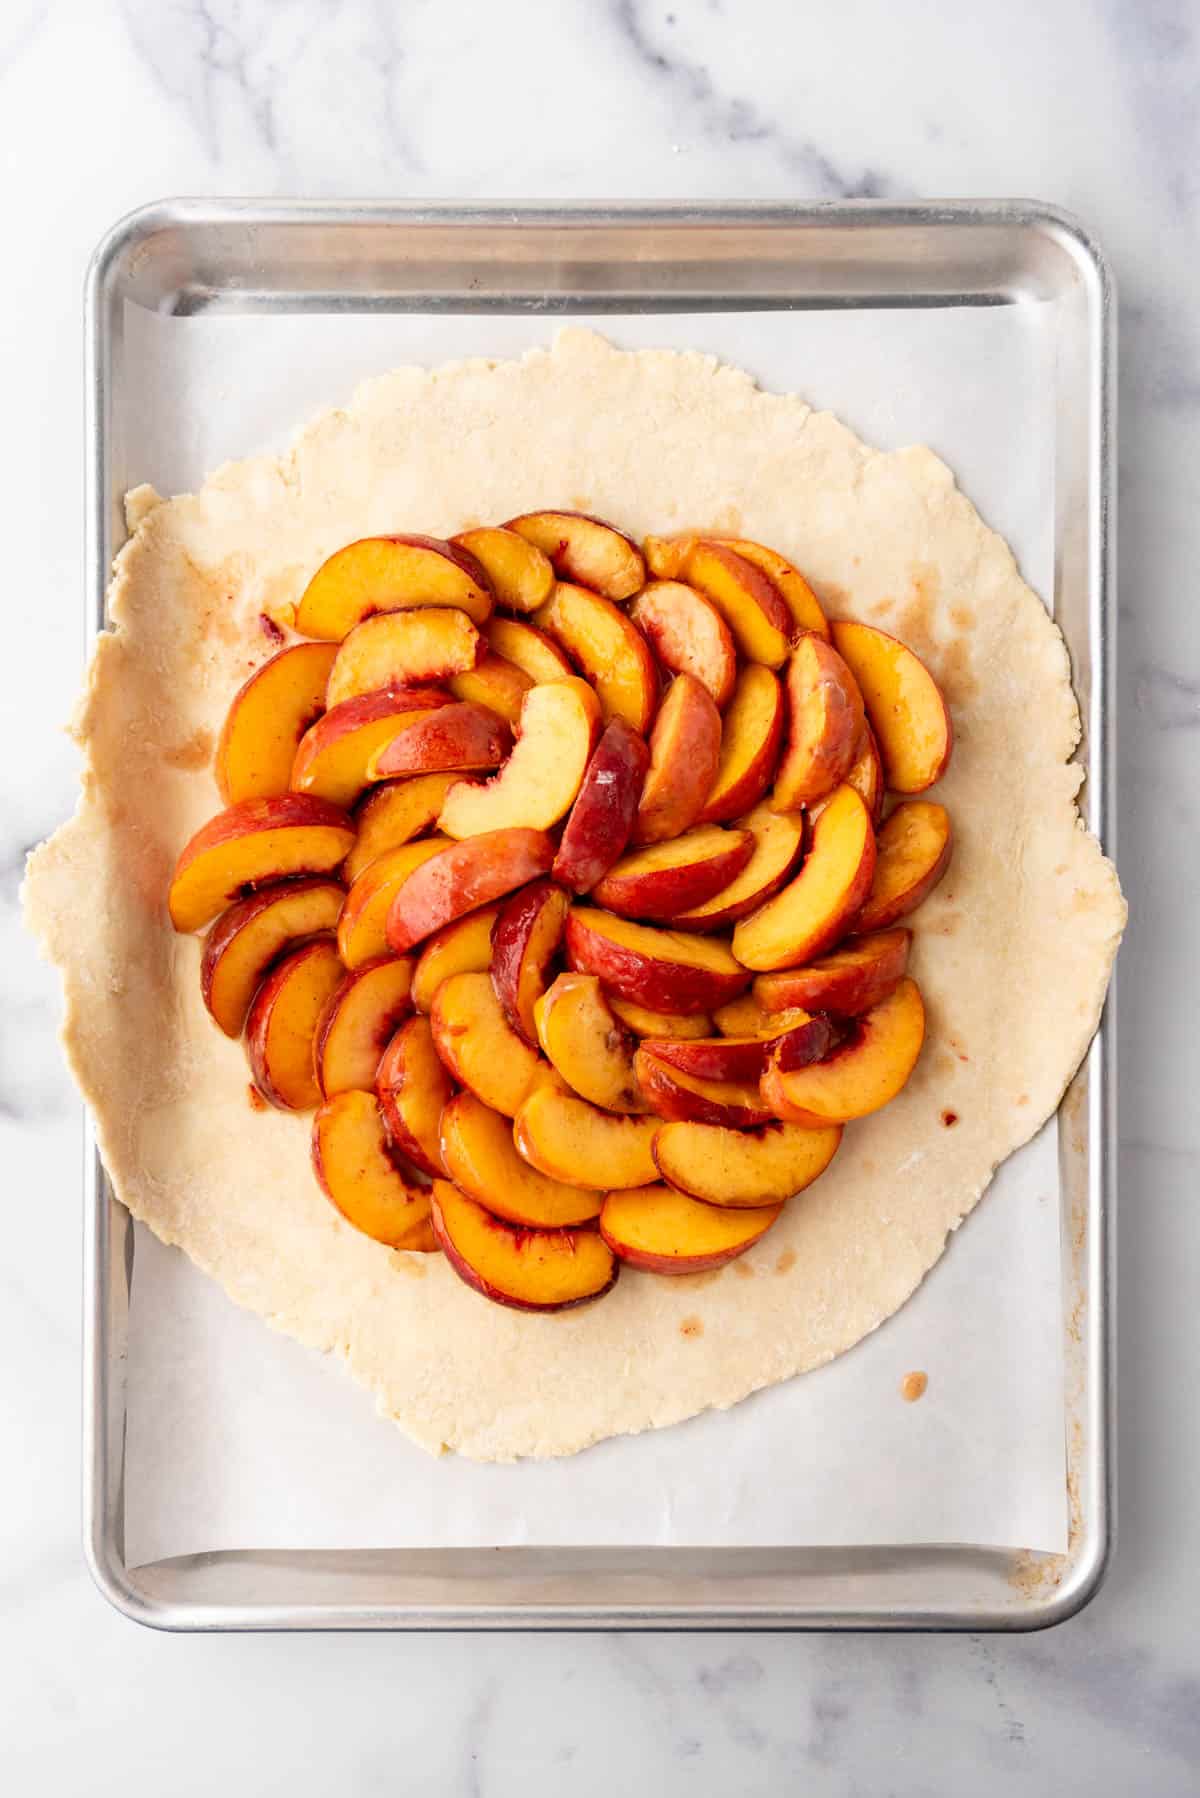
314, 957, 415, 1098
754, 927, 911, 1019
565, 907, 750, 1014
216, 641, 337, 804
343, 772, 459, 885
504, 509, 645, 601
714, 538, 830, 641
410, 905, 500, 1013
491, 878, 570, 1044
771, 634, 865, 810
673, 803, 804, 931
245, 937, 344, 1112
168, 795, 355, 933
484, 614, 574, 682
633, 674, 723, 846
652, 1118, 842, 1209
200, 877, 345, 1037
732, 785, 876, 971
552, 717, 650, 895
376, 1013, 454, 1178
365, 701, 510, 783
385, 828, 555, 954
599, 1183, 782, 1274
592, 826, 754, 922
697, 663, 784, 824
312, 1088, 436, 1250
326, 608, 482, 707
337, 836, 451, 970
633, 1050, 776, 1128
760, 976, 926, 1125
451, 526, 554, 614
291, 688, 452, 807
856, 801, 952, 932
430, 1178, 616, 1312
295, 534, 493, 638
430, 970, 552, 1118
532, 582, 658, 734
534, 972, 645, 1113
829, 619, 953, 793
680, 540, 792, 667
513, 1083, 660, 1190
629, 580, 737, 708
438, 678, 601, 838
439, 1091, 604, 1229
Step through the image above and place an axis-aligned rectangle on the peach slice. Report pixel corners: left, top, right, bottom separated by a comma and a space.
754, 928, 911, 1018
640, 1012, 835, 1084
215, 642, 338, 804
761, 977, 926, 1125
566, 908, 750, 1014
593, 825, 755, 923
315, 957, 415, 1098
715, 538, 831, 641
653, 1119, 842, 1209
674, 803, 805, 931
366, 700, 510, 782
681, 541, 792, 667
491, 878, 570, 1044
312, 1089, 436, 1250
505, 510, 645, 601
552, 718, 650, 895
857, 801, 952, 932
634, 674, 722, 845
430, 970, 549, 1117
326, 608, 482, 706
599, 1184, 781, 1274
245, 937, 344, 1112
712, 991, 809, 1039
451, 526, 554, 614
440, 1091, 604, 1229
514, 1084, 660, 1190
438, 678, 601, 839
201, 877, 345, 1037
484, 615, 574, 683
830, 620, 953, 793
732, 786, 876, 971
376, 1013, 453, 1177
697, 663, 784, 824
772, 635, 865, 810
430, 1179, 616, 1312
295, 534, 493, 638
291, 688, 452, 807
634, 1050, 775, 1128
629, 580, 737, 708
168, 795, 356, 933
534, 973, 644, 1114
532, 583, 658, 734
609, 997, 714, 1040
385, 828, 555, 954
338, 837, 451, 970
642, 533, 693, 580
411, 905, 500, 1013
343, 772, 459, 884
843, 725, 885, 826
447, 651, 532, 725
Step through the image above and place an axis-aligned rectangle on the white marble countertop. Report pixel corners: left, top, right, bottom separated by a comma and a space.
3, 1, 1195, 1791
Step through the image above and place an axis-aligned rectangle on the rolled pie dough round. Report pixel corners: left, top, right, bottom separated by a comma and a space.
24, 330, 1124, 1460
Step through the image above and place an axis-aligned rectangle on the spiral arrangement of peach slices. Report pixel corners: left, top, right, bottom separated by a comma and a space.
168, 514, 954, 1312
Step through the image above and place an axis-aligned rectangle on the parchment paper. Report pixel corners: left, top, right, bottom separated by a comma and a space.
116, 304, 1067, 1564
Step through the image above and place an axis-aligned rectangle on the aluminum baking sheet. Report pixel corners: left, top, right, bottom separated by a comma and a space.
83, 201, 1115, 1630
